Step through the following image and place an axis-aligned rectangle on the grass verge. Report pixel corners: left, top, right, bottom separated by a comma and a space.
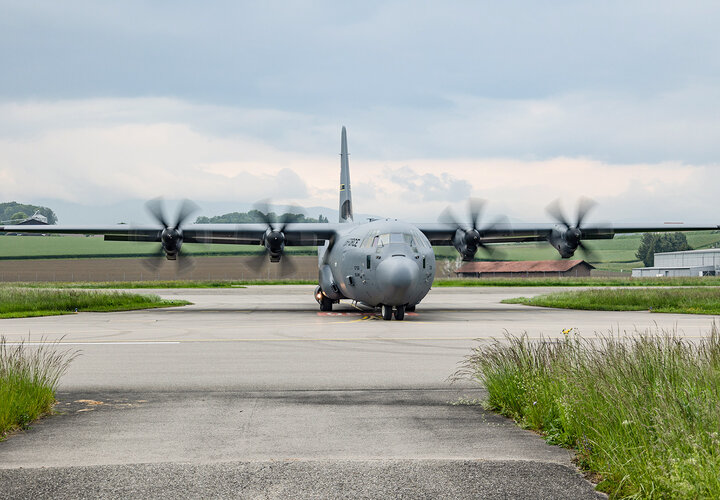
455, 327, 720, 498
434, 276, 720, 287
503, 287, 720, 315
0, 288, 190, 318
1, 336, 78, 439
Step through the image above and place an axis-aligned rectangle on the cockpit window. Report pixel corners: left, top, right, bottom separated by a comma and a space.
362, 229, 429, 250
413, 229, 430, 249
373, 233, 418, 248
390, 233, 405, 244
360, 230, 378, 248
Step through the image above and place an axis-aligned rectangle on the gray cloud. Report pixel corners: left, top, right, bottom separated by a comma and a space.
2, 2, 720, 165
2, 2, 720, 223
3, 2, 719, 108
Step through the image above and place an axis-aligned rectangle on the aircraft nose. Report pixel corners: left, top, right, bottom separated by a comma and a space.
376, 256, 419, 306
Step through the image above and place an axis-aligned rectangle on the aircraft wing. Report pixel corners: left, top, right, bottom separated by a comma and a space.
0, 223, 340, 246
415, 222, 720, 246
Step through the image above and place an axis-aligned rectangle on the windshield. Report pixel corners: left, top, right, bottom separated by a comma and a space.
374, 233, 416, 248
361, 229, 429, 250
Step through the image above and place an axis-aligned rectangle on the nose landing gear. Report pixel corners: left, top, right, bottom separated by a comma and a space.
380, 304, 405, 321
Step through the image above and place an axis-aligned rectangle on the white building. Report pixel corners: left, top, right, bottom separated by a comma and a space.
632, 249, 720, 277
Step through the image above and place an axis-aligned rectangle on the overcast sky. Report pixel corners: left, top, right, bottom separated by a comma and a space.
1, 1, 719, 223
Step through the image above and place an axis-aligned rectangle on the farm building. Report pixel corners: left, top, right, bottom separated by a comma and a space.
632, 249, 720, 277
455, 260, 594, 278
2, 211, 49, 225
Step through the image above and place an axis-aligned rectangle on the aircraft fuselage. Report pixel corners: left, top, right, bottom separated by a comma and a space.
318, 219, 436, 308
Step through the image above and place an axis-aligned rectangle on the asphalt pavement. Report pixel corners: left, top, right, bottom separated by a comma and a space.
3, 285, 713, 498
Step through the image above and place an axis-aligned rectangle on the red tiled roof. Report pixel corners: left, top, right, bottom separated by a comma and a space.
455, 260, 594, 273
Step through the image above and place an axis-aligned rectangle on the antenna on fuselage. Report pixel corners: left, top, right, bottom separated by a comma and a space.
339, 126, 353, 223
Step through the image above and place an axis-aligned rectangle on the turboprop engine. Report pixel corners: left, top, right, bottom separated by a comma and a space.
441, 199, 505, 261
546, 198, 597, 260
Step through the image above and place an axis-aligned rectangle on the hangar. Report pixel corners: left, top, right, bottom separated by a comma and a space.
455, 260, 594, 278
632, 249, 720, 277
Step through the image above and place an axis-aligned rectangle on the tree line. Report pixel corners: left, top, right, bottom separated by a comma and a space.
0, 202, 58, 224
195, 210, 328, 224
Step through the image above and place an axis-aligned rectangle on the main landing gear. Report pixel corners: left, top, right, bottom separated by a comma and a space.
381, 304, 405, 321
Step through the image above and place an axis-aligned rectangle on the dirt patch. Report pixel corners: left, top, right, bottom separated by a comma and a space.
0, 256, 321, 282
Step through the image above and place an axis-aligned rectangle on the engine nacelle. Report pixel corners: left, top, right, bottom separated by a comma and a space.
161, 227, 182, 260
453, 228, 481, 261
263, 229, 285, 262
549, 226, 582, 258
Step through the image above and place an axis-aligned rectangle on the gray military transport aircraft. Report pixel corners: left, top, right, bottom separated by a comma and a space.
2, 127, 718, 320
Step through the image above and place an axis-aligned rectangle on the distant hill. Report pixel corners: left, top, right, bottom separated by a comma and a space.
196, 210, 329, 224
0, 202, 58, 224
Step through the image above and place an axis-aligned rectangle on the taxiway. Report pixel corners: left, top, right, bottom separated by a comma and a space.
1, 286, 715, 498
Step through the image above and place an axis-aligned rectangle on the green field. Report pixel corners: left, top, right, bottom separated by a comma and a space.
436, 231, 720, 272
2, 231, 720, 273
0, 235, 288, 259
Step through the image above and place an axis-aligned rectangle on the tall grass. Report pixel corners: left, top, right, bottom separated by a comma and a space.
0, 287, 189, 318
504, 287, 720, 314
0, 336, 78, 438
456, 327, 720, 498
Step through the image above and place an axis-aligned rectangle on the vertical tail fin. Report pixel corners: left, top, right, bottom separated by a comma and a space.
339, 126, 353, 223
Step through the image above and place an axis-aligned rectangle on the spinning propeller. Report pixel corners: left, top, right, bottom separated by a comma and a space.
144, 198, 199, 271
440, 199, 507, 261
546, 197, 597, 260
248, 201, 300, 277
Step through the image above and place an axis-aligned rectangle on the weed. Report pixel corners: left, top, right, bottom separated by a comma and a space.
0, 336, 79, 437
456, 326, 720, 498
449, 396, 484, 406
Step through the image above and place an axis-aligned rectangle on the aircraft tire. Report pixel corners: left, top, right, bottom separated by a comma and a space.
381, 304, 393, 320
320, 296, 333, 311
406, 305, 416, 312
394, 305, 405, 321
